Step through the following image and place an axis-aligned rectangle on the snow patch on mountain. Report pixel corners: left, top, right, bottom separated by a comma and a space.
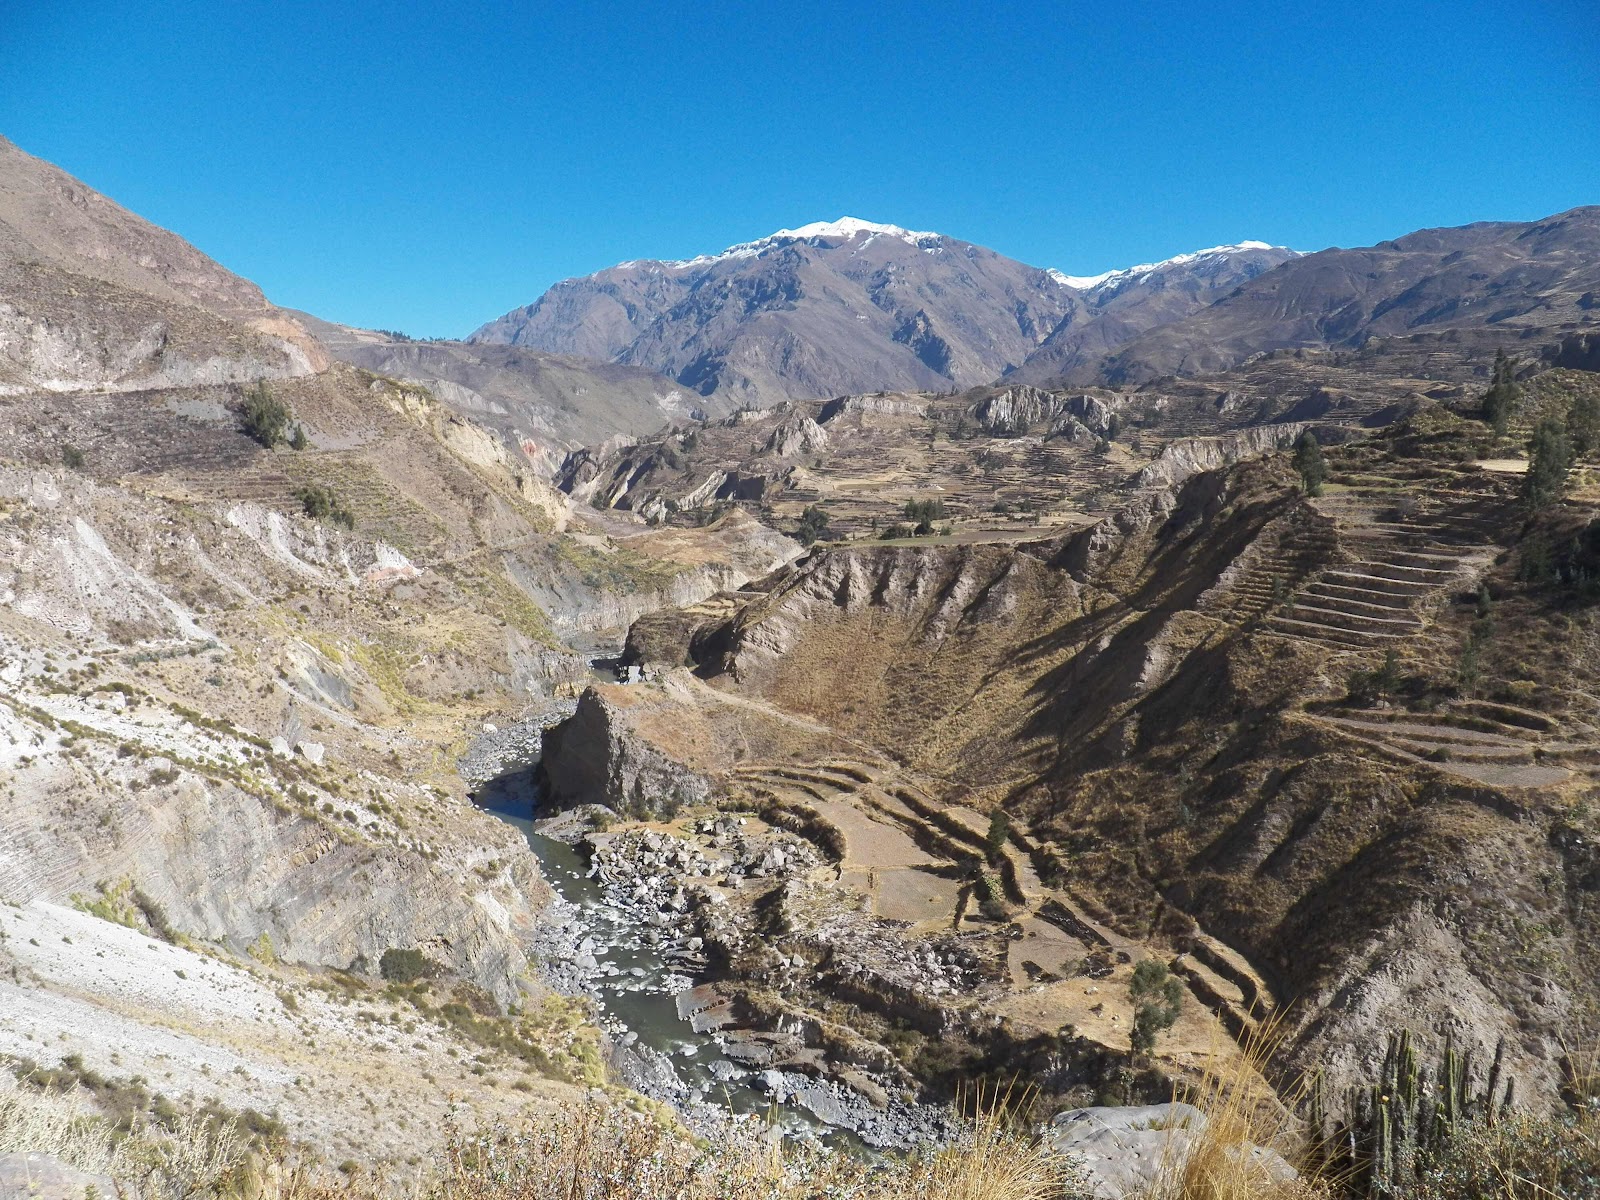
1050, 241, 1297, 294
618, 218, 945, 272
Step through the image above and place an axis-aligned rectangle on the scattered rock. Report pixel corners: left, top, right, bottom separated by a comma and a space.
0, 1152, 116, 1200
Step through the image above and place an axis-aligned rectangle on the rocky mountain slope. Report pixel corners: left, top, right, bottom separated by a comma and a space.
1085, 207, 1600, 386
470, 218, 1085, 404
1013, 242, 1301, 384
0, 135, 808, 1167
552, 344, 1451, 548
0, 136, 326, 395
303, 316, 734, 473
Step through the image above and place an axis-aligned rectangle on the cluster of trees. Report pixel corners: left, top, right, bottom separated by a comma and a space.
903, 497, 946, 535
1474, 349, 1600, 514
240, 381, 308, 450
293, 484, 355, 530
795, 504, 829, 545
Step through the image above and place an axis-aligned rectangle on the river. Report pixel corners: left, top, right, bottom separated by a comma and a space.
474, 760, 822, 1136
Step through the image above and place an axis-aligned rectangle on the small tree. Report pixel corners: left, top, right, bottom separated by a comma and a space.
985, 810, 1011, 863
241, 381, 291, 448
796, 504, 829, 545
288, 423, 310, 451
1481, 349, 1521, 438
1522, 417, 1572, 512
1570, 389, 1600, 459
1129, 958, 1184, 1054
1292, 430, 1327, 496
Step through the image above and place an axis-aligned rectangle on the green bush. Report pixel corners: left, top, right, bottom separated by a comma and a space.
985, 809, 1011, 863
293, 484, 355, 530
378, 947, 440, 983
1128, 958, 1183, 1054
60, 444, 84, 470
240, 382, 291, 448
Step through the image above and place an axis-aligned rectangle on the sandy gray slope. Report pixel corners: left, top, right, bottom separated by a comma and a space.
300, 317, 734, 472
0, 134, 325, 394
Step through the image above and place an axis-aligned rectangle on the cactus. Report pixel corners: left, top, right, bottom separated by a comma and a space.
1306, 1029, 1515, 1196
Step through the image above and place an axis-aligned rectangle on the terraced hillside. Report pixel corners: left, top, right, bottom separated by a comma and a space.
543, 390, 1600, 1117
554, 344, 1451, 552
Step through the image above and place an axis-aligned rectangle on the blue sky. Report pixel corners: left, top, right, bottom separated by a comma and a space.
5, 0, 1598, 337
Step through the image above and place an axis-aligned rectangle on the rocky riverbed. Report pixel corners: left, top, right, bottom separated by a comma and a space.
456, 703, 578, 791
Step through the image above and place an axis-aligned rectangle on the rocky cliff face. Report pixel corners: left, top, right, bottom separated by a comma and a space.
0, 459, 552, 1003
545, 413, 1600, 1109
540, 688, 713, 818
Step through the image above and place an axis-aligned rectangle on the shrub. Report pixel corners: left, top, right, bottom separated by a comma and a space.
294, 485, 355, 530
1348, 647, 1404, 703
796, 504, 830, 545
60, 444, 84, 469
1128, 958, 1184, 1054
240, 382, 292, 448
986, 810, 1011, 863
379, 947, 441, 983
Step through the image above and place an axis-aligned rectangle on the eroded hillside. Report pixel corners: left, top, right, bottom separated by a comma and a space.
539, 390, 1600, 1124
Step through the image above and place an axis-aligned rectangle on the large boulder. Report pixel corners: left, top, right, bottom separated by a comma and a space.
1046, 1103, 1296, 1199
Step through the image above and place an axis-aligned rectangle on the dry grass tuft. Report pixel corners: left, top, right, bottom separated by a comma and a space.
0, 1080, 128, 1179
0, 1079, 247, 1198
1149, 1017, 1332, 1200
2, 1076, 1088, 1199
906, 1094, 1087, 1200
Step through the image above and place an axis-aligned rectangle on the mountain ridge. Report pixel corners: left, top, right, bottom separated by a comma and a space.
469, 218, 1298, 407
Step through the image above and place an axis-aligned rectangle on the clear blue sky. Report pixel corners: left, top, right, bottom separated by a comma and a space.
5, 0, 1597, 338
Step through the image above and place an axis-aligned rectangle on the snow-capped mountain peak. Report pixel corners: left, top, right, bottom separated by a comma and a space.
620, 218, 946, 272
1049, 241, 1296, 294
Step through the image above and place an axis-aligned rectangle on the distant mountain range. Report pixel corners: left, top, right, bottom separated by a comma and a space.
470, 218, 1085, 404
471, 218, 1302, 404
6, 126, 1593, 461
477, 209, 1600, 403
1088, 209, 1600, 385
